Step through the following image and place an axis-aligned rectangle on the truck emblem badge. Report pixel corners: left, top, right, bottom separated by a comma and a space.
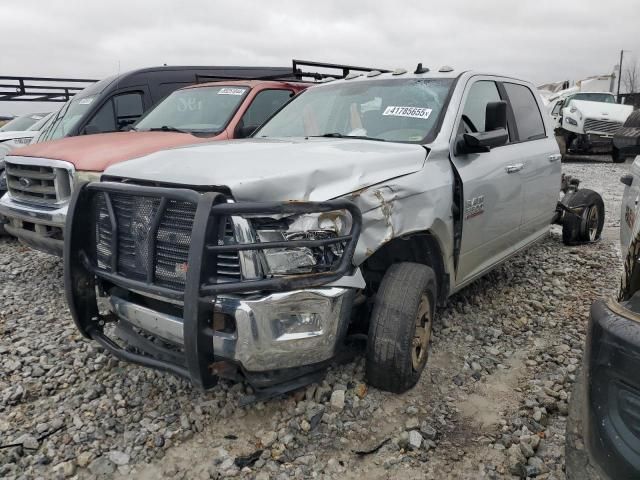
19, 177, 33, 188
465, 195, 485, 220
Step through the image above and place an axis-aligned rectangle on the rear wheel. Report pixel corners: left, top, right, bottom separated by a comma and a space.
366, 262, 436, 393
562, 189, 605, 245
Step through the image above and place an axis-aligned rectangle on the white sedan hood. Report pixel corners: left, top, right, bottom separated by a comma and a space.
104, 137, 427, 201
0, 130, 37, 142
570, 100, 633, 123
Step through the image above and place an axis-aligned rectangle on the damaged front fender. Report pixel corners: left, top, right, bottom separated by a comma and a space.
345, 160, 454, 268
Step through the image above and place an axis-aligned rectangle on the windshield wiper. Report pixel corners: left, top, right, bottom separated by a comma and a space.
311, 133, 386, 142
147, 125, 189, 134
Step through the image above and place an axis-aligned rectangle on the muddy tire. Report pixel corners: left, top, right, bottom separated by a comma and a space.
619, 231, 640, 301
562, 189, 605, 245
366, 262, 436, 393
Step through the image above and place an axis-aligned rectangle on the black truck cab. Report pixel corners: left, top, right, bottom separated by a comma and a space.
37, 65, 292, 142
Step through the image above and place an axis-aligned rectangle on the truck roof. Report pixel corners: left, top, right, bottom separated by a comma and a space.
310, 68, 534, 87
183, 79, 310, 90
74, 66, 293, 100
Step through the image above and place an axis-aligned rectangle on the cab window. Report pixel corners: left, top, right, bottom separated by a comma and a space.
84, 92, 144, 134
114, 93, 144, 129
237, 89, 294, 138
503, 83, 546, 141
459, 80, 502, 134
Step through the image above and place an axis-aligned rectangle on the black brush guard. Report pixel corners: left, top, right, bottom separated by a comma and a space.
64, 181, 362, 390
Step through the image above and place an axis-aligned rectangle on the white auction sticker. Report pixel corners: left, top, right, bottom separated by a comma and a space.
382, 106, 432, 119
218, 87, 246, 96
78, 97, 95, 105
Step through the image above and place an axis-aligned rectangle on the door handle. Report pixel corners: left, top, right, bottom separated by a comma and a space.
548, 154, 562, 162
505, 163, 525, 174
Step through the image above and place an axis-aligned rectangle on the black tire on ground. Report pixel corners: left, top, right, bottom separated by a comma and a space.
562, 189, 605, 245
366, 262, 437, 393
612, 146, 626, 163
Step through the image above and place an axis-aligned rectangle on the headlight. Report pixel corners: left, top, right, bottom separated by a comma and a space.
74, 171, 101, 184
565, 117, 578, 126
254, 211, 352, 276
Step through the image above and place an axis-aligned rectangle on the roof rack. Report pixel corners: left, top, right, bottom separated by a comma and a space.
194, 60, 392, 84
0, 76, 98, 102
292, 59, 392, 80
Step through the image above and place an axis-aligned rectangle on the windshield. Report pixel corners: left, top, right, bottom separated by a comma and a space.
0, 113, 47, 132
135, 86, 249, 134
39, 96, 97, 142
27, 112, 55, 131
256, 78, 454, 143
570, 93, 616, 104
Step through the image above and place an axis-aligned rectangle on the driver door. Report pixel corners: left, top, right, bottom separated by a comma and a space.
450, 78, 524, 286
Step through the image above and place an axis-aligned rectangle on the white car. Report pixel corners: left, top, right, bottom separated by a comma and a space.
0, 112, 54, 152
551, 92, 633, 162
0, 112, 54, 233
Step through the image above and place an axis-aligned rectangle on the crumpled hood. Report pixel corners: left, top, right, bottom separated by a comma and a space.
104, 137, 427, 201
570, 100, 633, 123
8, 130, 215, 171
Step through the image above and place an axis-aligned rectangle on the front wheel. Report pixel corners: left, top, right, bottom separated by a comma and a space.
562, 189, 605, 245
366, 262, 437, 393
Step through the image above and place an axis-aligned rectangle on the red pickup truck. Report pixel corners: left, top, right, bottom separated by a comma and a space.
0, 79, 308, 255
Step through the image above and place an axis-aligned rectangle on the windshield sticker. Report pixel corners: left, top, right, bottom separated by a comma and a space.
77, 97, 94, 105
383, 106, 432, 119
218, 88, 246, 96
177, 97, 202, 111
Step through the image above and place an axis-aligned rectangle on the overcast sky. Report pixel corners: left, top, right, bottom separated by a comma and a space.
2, 0, 638, 115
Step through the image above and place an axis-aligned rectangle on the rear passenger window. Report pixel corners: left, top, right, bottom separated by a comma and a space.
461, 81, 502, 133
241, 90, 294, 131
503, 83, 546, 141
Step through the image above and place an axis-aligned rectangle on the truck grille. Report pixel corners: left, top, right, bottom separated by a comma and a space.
5, 160, 72, 206
94, 192, 240, 291
584, 118, 623, 135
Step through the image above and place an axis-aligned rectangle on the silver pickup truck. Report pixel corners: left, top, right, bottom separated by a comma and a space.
65, 67, 604, 397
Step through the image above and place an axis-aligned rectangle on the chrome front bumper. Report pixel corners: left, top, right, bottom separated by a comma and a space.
0, 194, 68, 255
109, 287, 354, 373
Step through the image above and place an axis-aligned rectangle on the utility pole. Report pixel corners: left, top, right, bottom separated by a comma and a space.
617, 49, 625, 101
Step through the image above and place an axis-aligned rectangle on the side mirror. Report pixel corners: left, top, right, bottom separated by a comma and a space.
235, 124, 258, 139
456, 101, 508, 154
82, 124, 100, 135
117, 118, 136, 131
458, 128, 509, 153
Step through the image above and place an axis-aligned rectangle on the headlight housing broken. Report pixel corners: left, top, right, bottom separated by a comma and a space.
253, 210, 353, 276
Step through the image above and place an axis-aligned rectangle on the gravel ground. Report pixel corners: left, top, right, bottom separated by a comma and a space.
0, 156, 631, 479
